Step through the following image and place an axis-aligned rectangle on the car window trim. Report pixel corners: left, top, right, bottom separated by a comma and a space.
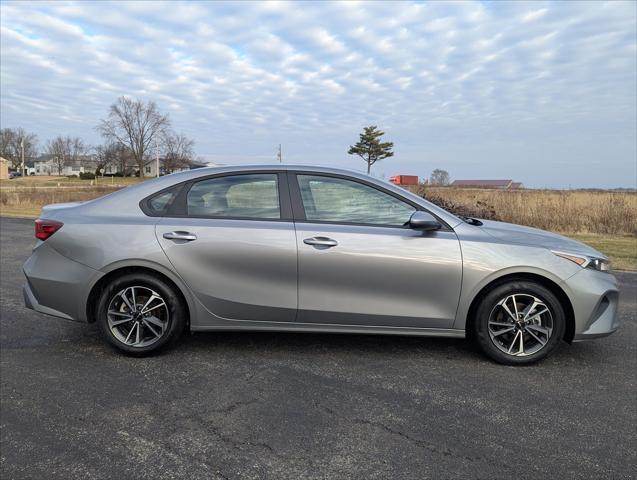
141, 170, 293, 221
286, 171, 452, 230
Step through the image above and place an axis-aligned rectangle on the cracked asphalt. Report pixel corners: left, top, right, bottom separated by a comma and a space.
1, 216, 635, 479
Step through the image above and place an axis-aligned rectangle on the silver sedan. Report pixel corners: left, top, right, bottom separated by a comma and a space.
23, 165, 619, 364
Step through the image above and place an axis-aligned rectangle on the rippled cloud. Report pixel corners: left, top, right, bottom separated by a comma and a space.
1, 0, 635, 187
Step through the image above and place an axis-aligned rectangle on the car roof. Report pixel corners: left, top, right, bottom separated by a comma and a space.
141, 164, 389, 187
190, 164, 365, 174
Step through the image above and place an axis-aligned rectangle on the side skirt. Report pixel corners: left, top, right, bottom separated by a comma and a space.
190, 322, 465, 338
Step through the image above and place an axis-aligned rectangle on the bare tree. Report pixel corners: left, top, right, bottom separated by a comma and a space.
111, 143, 134, 176
46, 137, 69, 175
70, 137, 88, 168
1, 128, 38, 170
430, 169, 450, 186
94, 144, 114, 175
114, 143, 135, 176
45, 136, 86, 175
94, 142, 133, 175
0, 129, 12, 160
97, 97, 171, 177
162, 132, 195, 173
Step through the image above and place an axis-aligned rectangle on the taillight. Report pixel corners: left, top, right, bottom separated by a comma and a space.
35, 218, 64, 241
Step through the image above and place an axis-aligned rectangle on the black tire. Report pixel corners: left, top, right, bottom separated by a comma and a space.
96, 272, 186, 355
471, 280, 565, 365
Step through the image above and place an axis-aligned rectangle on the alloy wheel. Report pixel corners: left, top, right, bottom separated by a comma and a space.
106, 286, 169, 348
487, 293, 553, 357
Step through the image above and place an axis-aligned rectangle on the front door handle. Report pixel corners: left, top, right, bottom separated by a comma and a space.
163, 231, 197, 242
303, 236, 338, 248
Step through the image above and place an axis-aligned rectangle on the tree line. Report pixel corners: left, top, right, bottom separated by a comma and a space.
3, 102, 451, 183
1, 97, 196, 177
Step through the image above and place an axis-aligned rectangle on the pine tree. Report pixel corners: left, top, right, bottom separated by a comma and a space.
347, 126, 394, 174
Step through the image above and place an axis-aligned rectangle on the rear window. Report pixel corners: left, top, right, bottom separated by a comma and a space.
143, 187, 180, 216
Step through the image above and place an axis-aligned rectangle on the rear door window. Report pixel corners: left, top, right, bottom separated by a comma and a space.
187, 174, 281, 219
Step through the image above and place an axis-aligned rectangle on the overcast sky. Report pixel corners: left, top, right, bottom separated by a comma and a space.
1, 1, 636, 188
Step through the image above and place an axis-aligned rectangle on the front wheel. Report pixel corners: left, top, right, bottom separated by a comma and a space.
472, 281, 565, 365
96, 273, 186, 355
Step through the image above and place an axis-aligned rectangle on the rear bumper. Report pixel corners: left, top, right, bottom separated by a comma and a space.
23, 281, 76, 321
564, 268, 620, 341
23, 243, 102, 322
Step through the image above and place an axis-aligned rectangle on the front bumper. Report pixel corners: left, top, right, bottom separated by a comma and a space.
23, 242, 103, 322
563, 268, 620, 341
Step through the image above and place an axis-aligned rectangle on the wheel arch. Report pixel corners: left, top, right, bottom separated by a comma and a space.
86, 262, 193, 329
463, 272, 576, 343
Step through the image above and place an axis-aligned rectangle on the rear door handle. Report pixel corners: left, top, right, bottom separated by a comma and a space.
303, 236, 338, 248
163, 231, 197, 242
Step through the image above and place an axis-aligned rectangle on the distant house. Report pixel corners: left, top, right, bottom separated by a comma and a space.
450, 179, 523, 189
33, 154, 219, 177
0, 157, 8, 180
33, 155, 95, 176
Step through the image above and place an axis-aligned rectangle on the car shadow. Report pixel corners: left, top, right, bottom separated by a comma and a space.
171, 329, 616, 369
178, 329, 478, 359
9, 316, 608, 368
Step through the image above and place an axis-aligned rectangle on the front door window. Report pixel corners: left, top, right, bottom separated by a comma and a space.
296, 175, 415, 226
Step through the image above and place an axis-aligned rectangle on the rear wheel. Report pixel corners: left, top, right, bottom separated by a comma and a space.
472, 281, 565, 365
96, 273, 186, 355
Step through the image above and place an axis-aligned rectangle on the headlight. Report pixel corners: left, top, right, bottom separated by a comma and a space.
552, 251, 611, 272
588, 257, 611, 272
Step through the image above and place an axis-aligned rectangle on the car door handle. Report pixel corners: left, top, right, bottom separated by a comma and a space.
303, 236, 338, 248
163, 231, 197, 242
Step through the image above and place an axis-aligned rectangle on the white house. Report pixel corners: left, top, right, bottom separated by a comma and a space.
32, 154, 218, 177
33, 154, 102, 176
33, 157, 86, 176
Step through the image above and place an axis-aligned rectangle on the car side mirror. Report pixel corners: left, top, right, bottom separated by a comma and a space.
409, 211, 442, 231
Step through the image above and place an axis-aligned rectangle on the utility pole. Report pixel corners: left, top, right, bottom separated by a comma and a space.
277, 144, 282, 163
20, 137, 25, 176
155, 139, 160, 178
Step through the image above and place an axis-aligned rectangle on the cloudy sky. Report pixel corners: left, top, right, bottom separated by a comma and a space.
1, 1, 635, 188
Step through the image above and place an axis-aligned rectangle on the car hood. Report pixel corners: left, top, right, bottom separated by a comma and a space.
477, 219, 605, 259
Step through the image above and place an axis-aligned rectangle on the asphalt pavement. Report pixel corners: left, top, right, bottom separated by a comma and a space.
1, 216, 635, 480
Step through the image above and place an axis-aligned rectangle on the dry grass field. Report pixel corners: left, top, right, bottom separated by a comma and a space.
0, 175, 143, 187
0, 176, 143, 217
0, 178, 635, 270
0, 185, 122, 218
419, 187, 637, 236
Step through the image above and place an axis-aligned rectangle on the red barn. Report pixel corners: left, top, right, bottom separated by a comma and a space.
389, 175, 419, 186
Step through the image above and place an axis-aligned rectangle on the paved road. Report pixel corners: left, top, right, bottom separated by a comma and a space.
1, 216, 635, 480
